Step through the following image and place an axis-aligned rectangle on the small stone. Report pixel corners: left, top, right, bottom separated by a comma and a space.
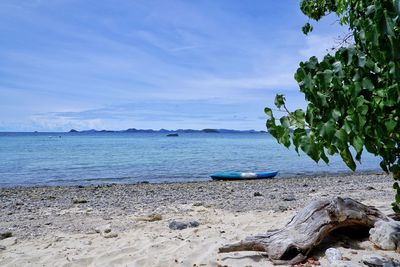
103, 233, 118, 238
278, 205, 288, 212
0, 232, 12, 240
0, 245, 5, 250
95, 224, 111, 235
282, 196, 296, 201
189, 221, 200, 228
169, 221, 188, 230
326, 248, 342, 263
72, 198, 87, 204
366, 186, 375, 190
192, 202, 203, 207
369, 220, 400, 250
253, 192, 262, 197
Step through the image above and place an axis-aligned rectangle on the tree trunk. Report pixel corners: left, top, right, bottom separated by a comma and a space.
219, 197, 389, 265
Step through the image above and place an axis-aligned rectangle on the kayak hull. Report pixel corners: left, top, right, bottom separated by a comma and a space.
211, 171, 278, 181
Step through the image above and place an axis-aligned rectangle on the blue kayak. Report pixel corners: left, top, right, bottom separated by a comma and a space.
210, 171, 278, 181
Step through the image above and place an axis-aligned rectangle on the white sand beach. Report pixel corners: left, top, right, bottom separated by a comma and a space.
0, 173, 399, 266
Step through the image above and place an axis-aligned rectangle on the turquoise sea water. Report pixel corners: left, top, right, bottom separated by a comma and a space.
0, 132, 381, 186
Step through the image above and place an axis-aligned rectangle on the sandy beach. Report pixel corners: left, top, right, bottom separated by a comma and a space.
0, 173, 398, 266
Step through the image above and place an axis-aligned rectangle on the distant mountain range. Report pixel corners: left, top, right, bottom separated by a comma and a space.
68, 128, 267, 134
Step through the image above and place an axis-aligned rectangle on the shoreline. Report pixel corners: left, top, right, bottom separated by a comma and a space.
0, 173, 397, 266
0, 169, 383, 188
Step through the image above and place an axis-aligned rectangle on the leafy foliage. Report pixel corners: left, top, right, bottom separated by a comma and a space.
265, 0, 400, 212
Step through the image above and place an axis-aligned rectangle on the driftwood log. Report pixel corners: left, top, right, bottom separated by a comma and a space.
219, 197, 389, 265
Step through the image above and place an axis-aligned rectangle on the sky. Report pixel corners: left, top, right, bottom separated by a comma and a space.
0, 0, 348, 131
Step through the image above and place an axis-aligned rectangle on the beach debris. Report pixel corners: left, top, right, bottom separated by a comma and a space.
362, 254, 400, 267
253, 192, 262, 197
169, 220, 200, 230
369, 220, 400, 250
219, 197, 389, 265
136, 213, 162, 222
0, 231, 12, 240
325, 248, 342, 263
72, 198, 88, 204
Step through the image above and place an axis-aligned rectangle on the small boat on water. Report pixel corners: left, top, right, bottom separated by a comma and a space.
210, 171, 278, 181
166, 133, 179, 137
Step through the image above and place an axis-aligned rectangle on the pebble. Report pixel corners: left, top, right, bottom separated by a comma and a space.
95, 224, 111, 235
282, 196, 296, 201
169, 220, 200, 230
278, 205, 288, 212
325, 248, 342, 263
103, 233, 118, 238
362, 254, 400, 267
253, 192, 262, 197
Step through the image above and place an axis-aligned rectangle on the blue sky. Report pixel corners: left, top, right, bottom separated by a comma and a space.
0, 0, 347, 131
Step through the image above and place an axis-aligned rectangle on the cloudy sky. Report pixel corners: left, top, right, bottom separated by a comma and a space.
0, 0, 347, 131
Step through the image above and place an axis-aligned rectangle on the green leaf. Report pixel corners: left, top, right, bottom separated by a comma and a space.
362, 78, 374, 90
264, 107, 273, 118
334, 128, 347, 145
274, 94, 285, 109
331, 109, 341, 121
319, 120, 336, 143
394, 182, 400, 190
392, 165, 400, 179
300, 136, 320, 163
301, 22, 313, 35
384, 119, 396, 132
358, 54, 366, 67
340, 147, 356, 171
352, 135, 364, 154
380, 160, 389, 173
280, 116, 290, 128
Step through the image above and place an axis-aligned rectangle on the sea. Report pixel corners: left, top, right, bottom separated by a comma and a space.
0, 132, 382, 187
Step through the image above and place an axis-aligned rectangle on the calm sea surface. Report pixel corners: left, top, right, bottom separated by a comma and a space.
0, 132, 381, 186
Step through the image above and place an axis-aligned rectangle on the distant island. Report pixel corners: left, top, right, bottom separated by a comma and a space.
68, 128, 266, 134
